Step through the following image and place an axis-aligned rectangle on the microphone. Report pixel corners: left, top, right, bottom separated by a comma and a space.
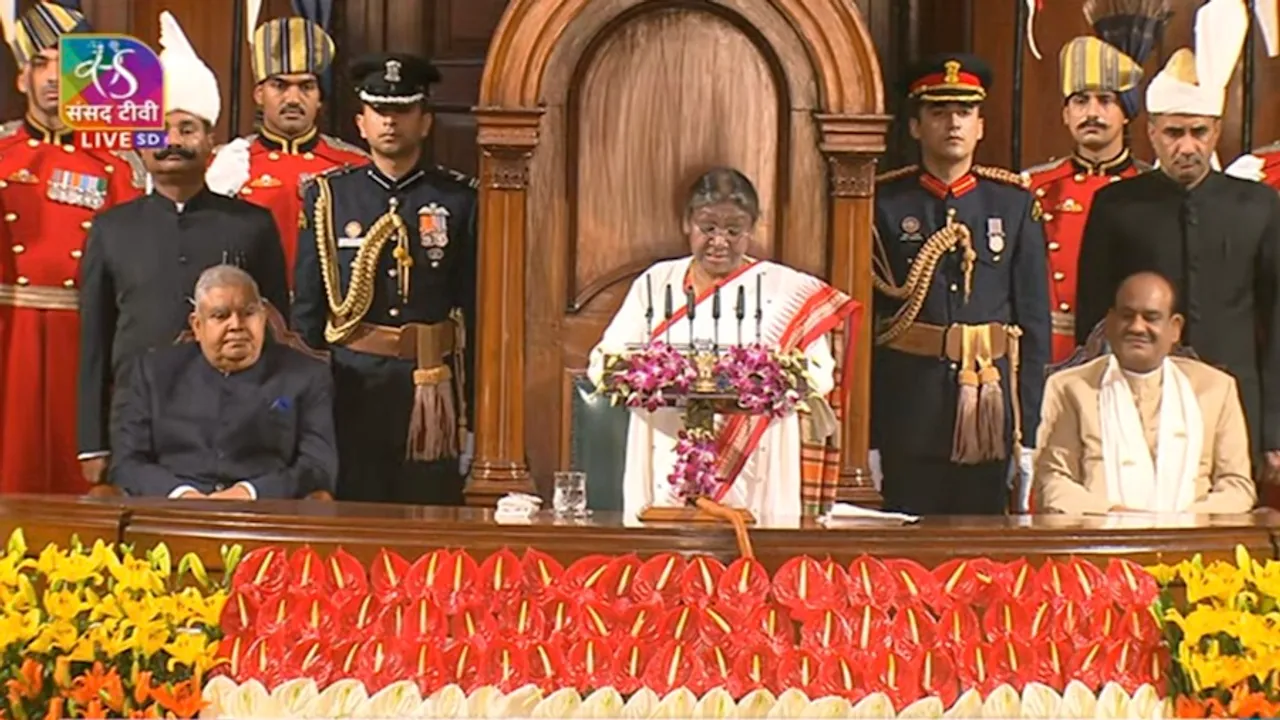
735, 286, 745, 346
686, 287, 696, 348
712, 287, 721, 349
663, 284, 673, 345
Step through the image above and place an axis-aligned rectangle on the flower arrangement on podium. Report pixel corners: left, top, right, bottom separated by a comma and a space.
1149, 546, 1280, 718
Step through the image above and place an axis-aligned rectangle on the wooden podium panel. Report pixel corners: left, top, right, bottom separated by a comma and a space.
467, 0, 893, 505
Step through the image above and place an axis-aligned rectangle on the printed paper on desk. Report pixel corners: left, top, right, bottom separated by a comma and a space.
820, 503, 920, 526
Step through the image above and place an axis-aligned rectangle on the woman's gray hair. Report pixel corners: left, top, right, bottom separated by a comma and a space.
685, 167, 760, 222
192, 264, 261, 306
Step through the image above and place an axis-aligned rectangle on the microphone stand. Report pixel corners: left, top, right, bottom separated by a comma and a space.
711, 287, 721, 351
685, 287, 697, 349
735, 286, 745, 346
663, 285, 673, 345
754, 274, 763, 345
644, 275, 654, 338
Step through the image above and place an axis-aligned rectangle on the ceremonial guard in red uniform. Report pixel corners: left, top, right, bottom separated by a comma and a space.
1022, 1, 1167, 361
1226, 142, 1280, 191
205, 8, 368, 287
0, 3, 144, 494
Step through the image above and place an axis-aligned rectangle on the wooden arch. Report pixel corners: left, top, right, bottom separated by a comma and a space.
465, 0, 891, 505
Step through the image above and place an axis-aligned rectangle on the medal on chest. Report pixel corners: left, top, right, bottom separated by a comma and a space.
987, 218, 1006, 254
418, 203, 450, 266
47, 169, 107, 210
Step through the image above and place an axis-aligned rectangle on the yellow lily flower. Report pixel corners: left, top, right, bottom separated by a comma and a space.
1252, 558, 1280, 602
108, 555, 166, 594
68, 630, 99, 663
0, 550, 34, 589
0, 608, 40, 648
128, 618, 172, 657
1145, 562, 1178, 586
1164, 606, 1241, 647
1184, 561, 1246, 605
114, 592, 162, 628
42, 588, 89, 621
51, 548, 105, 587
164, 629, 214, 672
27, 619, 80, 654
91, 621, 135, 660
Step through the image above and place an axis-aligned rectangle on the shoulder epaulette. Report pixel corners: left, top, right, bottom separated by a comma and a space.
0, 120, 21, 142
1251, 140, 1280, 156
1020, 156, 1069, 179
973, 165, 1030, 189
876, 165, 919, 184
319, 133, 370, 159
108, 150, 148, 191
436, 165, 480, 190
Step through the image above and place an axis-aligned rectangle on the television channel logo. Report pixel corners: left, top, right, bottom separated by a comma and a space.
58, 35, 165, 151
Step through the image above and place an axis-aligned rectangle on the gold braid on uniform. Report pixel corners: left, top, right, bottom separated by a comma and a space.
871, 214, 974, 346
972, 164, 1030, 189
312, 175, 410, 343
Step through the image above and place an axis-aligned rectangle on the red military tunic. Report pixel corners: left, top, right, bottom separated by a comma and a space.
1022, 150, 1147, 362
225, 127, 367, 286
1253, 142, 1280, 191
0, 116, 144, 494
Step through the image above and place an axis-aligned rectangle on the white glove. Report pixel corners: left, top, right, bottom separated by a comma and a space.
868, 449, 883, 492
205, 138, 252, 196
458, 430, 475, 476
1224, 154, 1265, 182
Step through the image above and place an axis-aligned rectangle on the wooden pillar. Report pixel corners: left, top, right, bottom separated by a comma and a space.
816, 113, 892, 506
464, 108, 542, 506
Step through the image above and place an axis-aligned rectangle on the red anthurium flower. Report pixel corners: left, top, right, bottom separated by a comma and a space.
340, 593, 388, 643
680, 555, 726, 608
1091, 603, 1120, 641
567, 637, 615, 693
1024, 601, 1056, 645
702, 645, 738, 695
289, 594, 339, 645
728, 645, 775, 699
334, 640, 363, 678
642, 642, 706, 696
818, 652, 866, 702
231, 546, 289, 602
774, 647, 826, 697
916, 647, 960, 709
798, 608, 852, 657
988, 637, 1038, 691
846, 555, 896, 609
400, 641, 447, 696
933, 557, 997, 608
560, 554, 615, 605
1067, 641, 1109, 689
995, 558, 1045, 607
1099, 640, 1146, 694
611, 637, 654, 696
1065, 557, 1110, 608
218, 590, 259, 638
1032, 639, 1073, 691
884, 558, 943, 612
847, 604, 892, 655
614, 602, 666, 646
773, 556, 837, 619
286, 639, 337, 690
521, 548, 564, 600
478, 548, 525, 606
323, 548, 370, 607
954, 641, 1003, 697
717, 557, 771, 615
369, 548, 412, 604
573, 601, 616, 642
403, 597, 449, 643
697, 605, 737, 648
214, 634, 250, 682
1037, 558, 1071, 603
496, 597, 547, 645
431, 550, 484, 614
742, 604, 795, 652
287, 546, 326, 597
1049, 600, 1091, 647
254, 593, 296, 642
866, 647, 923, 709
1140, 644, 1168, 687
404, 548, 451, 600
443, 640, 488, 692
936, 603, 982, 650
483, 640, 530, 693
526, 641, 568, 694
1117, 606, 1161, 648
237, 635, 287, 688
818, 557, 851, 611
354, 638, 409, 692
599, 554, 643, 611
657, 604, 704, 648
887, 604, 938, 658
544, 597, 578, 637
632, 553, 687, 608
1106, 558, 1159, 609
450, 607, 499, 650
981, 600, 1032, 643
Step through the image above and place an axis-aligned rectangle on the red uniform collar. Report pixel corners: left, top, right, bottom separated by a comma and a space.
1071, 148, 1134, 176
22, 113, 73, 146
919, 171, 978, 199
256, 125, 320, 155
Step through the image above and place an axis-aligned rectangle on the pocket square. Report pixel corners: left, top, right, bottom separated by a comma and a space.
269, 397, 291, 411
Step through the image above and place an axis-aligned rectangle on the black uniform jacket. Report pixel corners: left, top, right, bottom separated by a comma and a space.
108, 342, 337, 499
872, 167, 1051, 459
77, 188, 290, 456
1075, 170, 1280, 452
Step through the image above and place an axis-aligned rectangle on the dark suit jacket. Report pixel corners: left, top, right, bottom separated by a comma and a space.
108, 342, 337, 499
78, 188, 290, 457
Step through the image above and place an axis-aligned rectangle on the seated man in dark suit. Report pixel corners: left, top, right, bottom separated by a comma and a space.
109, 265, 337, 499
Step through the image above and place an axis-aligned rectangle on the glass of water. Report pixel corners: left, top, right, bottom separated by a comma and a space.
553, 471, 589, 517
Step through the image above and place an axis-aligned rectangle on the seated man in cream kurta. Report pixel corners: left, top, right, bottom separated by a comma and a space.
1035, 272, 1256, 514
587, 168, 860, 524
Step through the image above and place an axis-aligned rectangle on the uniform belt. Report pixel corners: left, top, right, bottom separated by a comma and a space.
1051, 311, 1074, 336
0, 283, 78, 311
338, 321, 455, 362
884, 321, 1008, 362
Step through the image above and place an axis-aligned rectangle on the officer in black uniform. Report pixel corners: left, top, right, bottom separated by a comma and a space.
870, 54, 1051, 515
293, 52, 476, 505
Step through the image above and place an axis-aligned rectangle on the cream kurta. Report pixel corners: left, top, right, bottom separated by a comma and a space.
587, 258, 836, 524
1034, 355, 1257, 514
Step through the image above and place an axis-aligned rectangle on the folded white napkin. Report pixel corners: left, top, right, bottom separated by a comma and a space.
495, 492, 543, 524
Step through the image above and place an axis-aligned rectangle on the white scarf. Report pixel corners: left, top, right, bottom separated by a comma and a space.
1099, 356, 1202, 512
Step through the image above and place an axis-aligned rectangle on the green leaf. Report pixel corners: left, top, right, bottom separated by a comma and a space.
6, 527, 26, 556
